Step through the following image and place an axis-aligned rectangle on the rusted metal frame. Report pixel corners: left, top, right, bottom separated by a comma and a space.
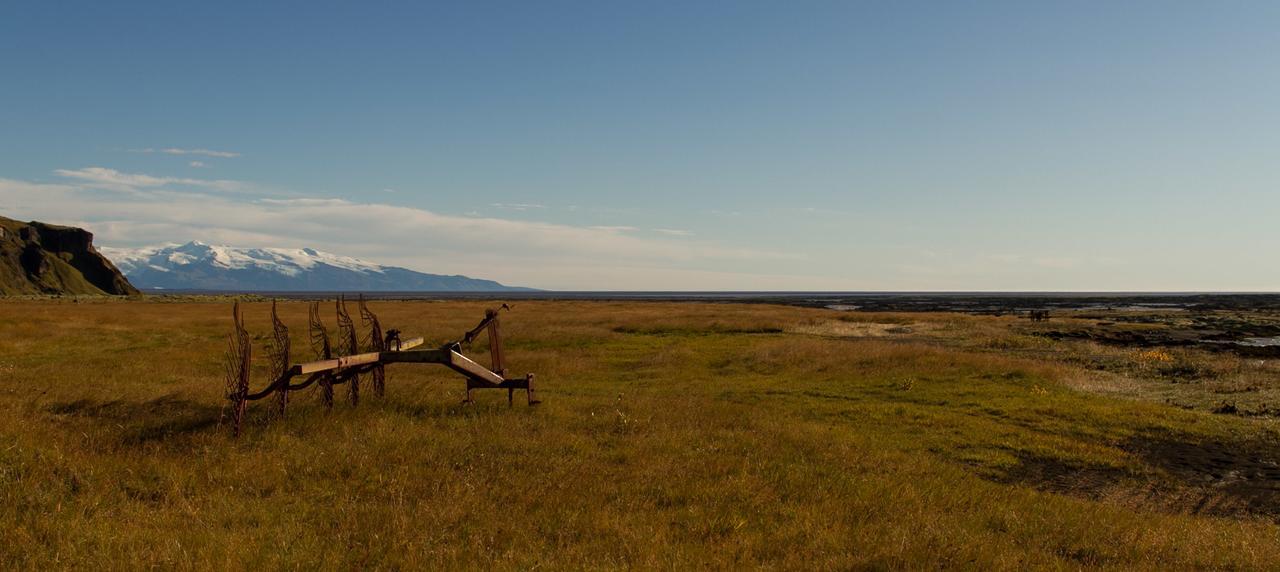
446, 344, 539, 406
460, 304, 509, 345
317, 363, 381, 384
461, 312, 496, 344
246, 338, 423, 397
244, 371, 296, 401
229, 301, 411, 408
464, 377, 527, 390
222, 301, 538, 437
377, 345, 450, 364
455, 305, 515, 404
464, 373, 539, 405
241, 358, 383, 402
327, 364, 378, 386
379, 344, 538, 405
285, 371, 326, 392
374, 345, 504, 382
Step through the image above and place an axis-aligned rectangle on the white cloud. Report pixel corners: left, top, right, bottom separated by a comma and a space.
0, 178, 78, 192
789, 206, 846, 215
132, 147, 241, 158
489, 202, 546, 211
0, 174, 801, 289
53, 167, 245, 193
985, 254, 1023, 264
246, 198, 765, 263
653, 228, 694, 237
588, 225, 638, 232
189, 161, 207, 168
1031, 257, 1078, 269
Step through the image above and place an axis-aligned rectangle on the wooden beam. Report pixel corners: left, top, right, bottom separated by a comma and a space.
291, 351, 382, 375
287, 335, 426, 375
488, 317, 505, 375
446, 350, 505, 384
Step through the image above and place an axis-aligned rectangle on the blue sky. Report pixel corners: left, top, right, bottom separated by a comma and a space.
2, 1, 1278, 290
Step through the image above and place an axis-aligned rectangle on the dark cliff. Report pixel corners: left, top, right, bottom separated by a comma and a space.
0, 216, 139, 296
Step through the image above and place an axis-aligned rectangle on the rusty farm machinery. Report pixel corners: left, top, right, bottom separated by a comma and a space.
222, 297, 538, 436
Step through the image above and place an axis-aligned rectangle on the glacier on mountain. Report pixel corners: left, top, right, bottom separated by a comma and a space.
98, 241, 528, 292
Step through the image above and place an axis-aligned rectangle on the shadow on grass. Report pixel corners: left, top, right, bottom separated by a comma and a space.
47, 394, 224, 444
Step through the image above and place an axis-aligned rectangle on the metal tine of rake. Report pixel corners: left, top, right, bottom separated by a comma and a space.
266, 300, 291, 420
336, 296, 360, 406
358, 295, 387, 397
309, 301, 335, 409
222, 301, 252, 437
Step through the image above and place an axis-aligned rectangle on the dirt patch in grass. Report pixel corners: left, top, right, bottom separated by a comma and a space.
611, 325, 784, 336
788, 320, 931, 338
1056, 370, 1145, 396
983, 432, 1280, 522
1123, 431, 1280, 519
984, 450, 1133, 501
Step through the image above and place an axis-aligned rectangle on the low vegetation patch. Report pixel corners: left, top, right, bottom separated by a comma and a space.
0, 299, 1277, 568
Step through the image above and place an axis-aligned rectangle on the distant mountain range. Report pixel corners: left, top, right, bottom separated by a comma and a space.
99, 241, 532, 292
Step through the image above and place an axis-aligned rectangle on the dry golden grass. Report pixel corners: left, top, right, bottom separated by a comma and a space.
0, 298, 1277, 569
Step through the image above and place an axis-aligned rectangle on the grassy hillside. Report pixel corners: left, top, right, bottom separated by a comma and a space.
0, 216, 139, 296
0, 299, 1276, 569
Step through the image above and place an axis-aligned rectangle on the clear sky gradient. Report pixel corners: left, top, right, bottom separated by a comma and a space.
2, 1, 1278, 290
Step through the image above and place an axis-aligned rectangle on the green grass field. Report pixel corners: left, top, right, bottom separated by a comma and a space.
1, 299, 1277, 569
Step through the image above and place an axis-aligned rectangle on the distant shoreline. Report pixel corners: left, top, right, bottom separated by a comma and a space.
121, 290, 1280, 312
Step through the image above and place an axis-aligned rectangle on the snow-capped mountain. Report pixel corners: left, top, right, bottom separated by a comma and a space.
98, 241, 531, 292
